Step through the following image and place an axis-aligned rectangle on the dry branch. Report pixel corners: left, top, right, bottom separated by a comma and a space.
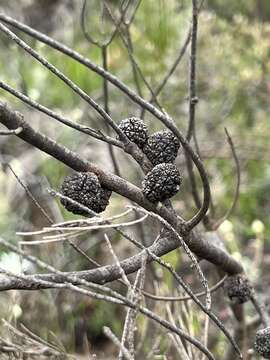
0, 102, 243, 289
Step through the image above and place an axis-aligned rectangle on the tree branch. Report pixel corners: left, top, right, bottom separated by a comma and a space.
0, 14, 211, 227
0, 102, 243, 279
0, 80, 121, 147
187, 0, 199, 141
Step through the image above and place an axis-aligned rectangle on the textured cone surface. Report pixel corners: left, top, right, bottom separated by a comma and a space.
118, 117, 148, 148
254, 327, 270, 358
143, 130, 180, 165
223, 274, 253, 304
98, 187, 112, 212
61, 172, 111, 216
142, 163, 182, 202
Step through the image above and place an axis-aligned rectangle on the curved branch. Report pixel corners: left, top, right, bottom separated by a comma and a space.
0, 14, 210, 226
0, 21, 127, 142
0, 80, 122, 147
0, 236, 241, 358
0, 224, 242, 291
0, 101, 183, 229
142, 275, 227, 302
0, 240, 216, 359
0, 102, 243, 276
80, 0, 130, 48
212, 128, 241, 230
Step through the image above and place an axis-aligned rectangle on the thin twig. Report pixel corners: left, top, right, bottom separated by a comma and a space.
0, 22, 128, 142
0, 240, 216, 359
186, 0, 199, 141
104, 2, 162, 109
0, 126, 22, 135
0, 81, 121, 147
129, 205, 211, 310
104, 326, 133, 360
142, 275, 227, 302
114, 229, 241, 357
0, 103, 243, 280
80, 0, 130, 47
212, 128, 241, 230
101, 46, 121, 176
119, 266, 141, 360
104, 234, 131, 288
0, 14, 211, 226
167, 305, 191, 360
81, 1, 123, 175
141, 27, 192, 119
250, 295, 270, 328
17, 214, 148, 239
7, 163, 98, 267
7, 163, 53, 225
202, 316, 210, 360
127, 253, 147, 358
122, 0, 142, 26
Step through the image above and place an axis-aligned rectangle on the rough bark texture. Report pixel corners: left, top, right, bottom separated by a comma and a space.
0, 102, 243, 292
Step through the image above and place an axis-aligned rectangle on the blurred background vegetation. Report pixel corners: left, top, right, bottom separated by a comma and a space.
0, 0, 269, 358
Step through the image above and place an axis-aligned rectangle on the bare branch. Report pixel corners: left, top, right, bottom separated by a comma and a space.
80, 0, 130, 47
187, 0, 199, 141
0, 14, 211, 225
250, 295, 270, 328
0, 102, 243, 278
0, 80, 121, 146
212, 128, 241, 230
104, 2, 162, 109
7, 163, 53, 225
101, 46, 122, 175
128, 205, 211, 310
104, 326, 133, 360
0, 21, 127, 142
139, 26, 191, 120
0, 240, 216, 359
142, 275, 227, 302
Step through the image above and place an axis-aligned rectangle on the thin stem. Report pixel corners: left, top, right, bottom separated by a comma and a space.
0, 102, 244, 276
0, 80, 122, 147
104, 327, 133, 360
140, 27, 191, 120
104, 2, 161, 109
142, 275, 227, 302
0, 239, 215, 359
129, 205, 211, 310
212, 128, 241, 230
102, 45, 121, 176
0, 21, 127, 142
6, 164, 53, 225
0, 14, 211, 227
186, 0, 199, 141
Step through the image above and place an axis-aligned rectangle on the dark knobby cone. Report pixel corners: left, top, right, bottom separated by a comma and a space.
254, 327, 270, 358
223, 274, 253, 304
118, 117, 148, 148
60, 172, 111, 216
143, 129, 180, 165
142, 163, 182, 203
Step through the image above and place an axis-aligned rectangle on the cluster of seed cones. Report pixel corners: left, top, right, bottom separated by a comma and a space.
60, 117, 183, 216
119, 117, 182, 203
